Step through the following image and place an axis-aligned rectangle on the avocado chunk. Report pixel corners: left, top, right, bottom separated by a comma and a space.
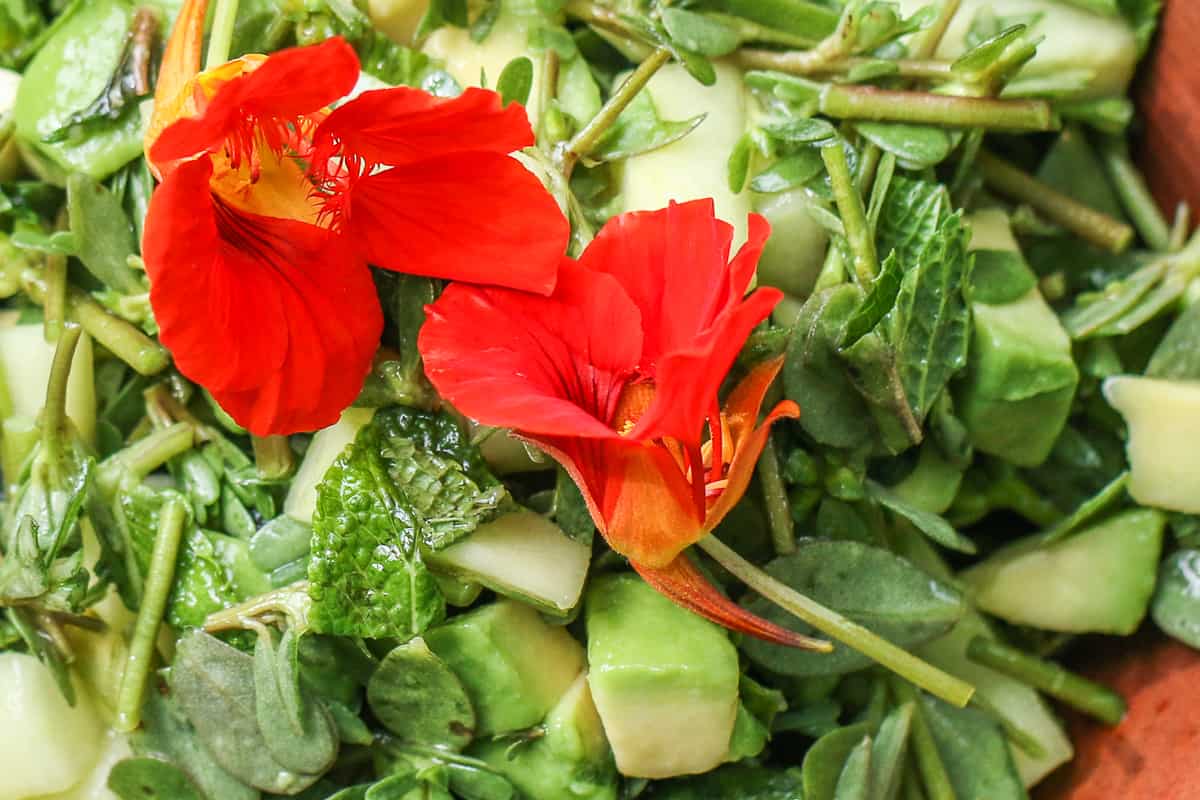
954, 211, 1078, 466
961, 509, 1165, 634
424, 509, 591, 614
473, 674, 619, 800
585, 573, 740, 779
1103, 376, 1200, 513
424, 600, 585, 736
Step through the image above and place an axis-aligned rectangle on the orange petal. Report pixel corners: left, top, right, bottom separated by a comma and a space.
706, 356, 799, 529
146, 0, 208, 157
633, 555, 829, 650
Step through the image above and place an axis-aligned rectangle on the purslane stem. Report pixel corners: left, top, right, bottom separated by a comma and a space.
890, 678, 958, 800
1097, 134, 1171, 251
109, 422, 196, 483
976, 150, 1134, 254
818, 84, 1057, 132
822, 139, 878, 285
41, 325, 81, 476
204, 0, 241, 69
756, 435, 796, 556
697, 535, 975, 708
737, 50, 954, 81
43, 253, 67, 342
560, 47, 671, 177
967, 636, 1127, 725
114, 497, 187, 732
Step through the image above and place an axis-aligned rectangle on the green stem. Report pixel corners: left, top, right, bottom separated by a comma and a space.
204, 0, 240, 69
698, 536, 975, 708
535, 47, 561, 147
819, 85, 1057, 132
115, 497, 187, 732
977, 150, 1133, 254
43, 253, 66, 343
902, 764, 928, 800
737, 50, 954, 80
111, 422, 196, 482
890, 678, 957, 800
560, 47, 671, 177
1097, 135, 1171, 252
967, 691, 1046, 758
822, 140, 878, 285
1169, 204, 1191, 252
912, 0, 962, 59
966, 637, 1127, 725
757, 435, 796, 556
252, 435, 294, 480
41, 325, 82, 475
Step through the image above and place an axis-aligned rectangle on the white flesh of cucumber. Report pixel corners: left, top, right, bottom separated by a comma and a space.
1104, 376, 1200, 513
283, 407, 375, 523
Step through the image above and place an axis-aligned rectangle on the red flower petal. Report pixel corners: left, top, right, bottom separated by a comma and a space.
313, 86, 534, 170
151, 37, 360, 164
347, 150, 567, 294
420, 260, 641, 438
143, 158, 381, 435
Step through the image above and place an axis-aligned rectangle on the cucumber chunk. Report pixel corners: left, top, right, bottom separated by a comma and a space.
283, 408, 374, 523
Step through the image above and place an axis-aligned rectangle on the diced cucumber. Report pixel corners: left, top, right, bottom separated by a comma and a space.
753, 189, 829, 298
585, 573, 740, 779
954, 210, 1077, 466
0, 653, 105, 798
0, 324, 95, 446
424, 600, 586, 736
896, 0, 1139, 98
283, 407, 374, 523
472, 423, 552, 474
1104, 376, 1200, 513
620, 62, 753, 247
961, 509, 1165, 635
424, 509, 591, 614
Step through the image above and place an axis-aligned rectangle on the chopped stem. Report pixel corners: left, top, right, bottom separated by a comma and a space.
966, 636, 1127, 725
756, 435, 796, 556
536, 47, 561, 146
112, 422, 196, 481
204, 0, 240, 69
115, 497, 187, 732
560, 47, 671, 177
698, 535, 975, 708
976, 150, 1133, 254
1169, 203, 1191, 252
1097, 135, 1171, 251
41, 325, 82, 475
912, 0, 962, 59
819, 85, 1057, 132
891, 678, 958, 800
968, 691, 1046, 758
43, 254, 67, 342
822, 140, 878, 285
252, 435, 294, 480
737, 50, 954, 81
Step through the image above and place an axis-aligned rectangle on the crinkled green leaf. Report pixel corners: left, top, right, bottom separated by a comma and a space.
842, 251, 903, 348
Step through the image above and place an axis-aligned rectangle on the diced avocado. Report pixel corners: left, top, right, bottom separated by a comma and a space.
753, 189, 829, 298
895, 0, 1139, 97
585, 573, 740, 779
39, 729, 132, 800
954, 211, 1077, 466
1103, 376, 1200, 513
283, 407, 375, 522
366, 0, 431, 44
0, 653, 105, 798
424, 509, 591, 614
897, 531, 1073, 788
0, 323, 96, 446
961, 509, 1165, 634
473, 674, 619, 800
424, 600, 585, 736
620, 62, 753, 247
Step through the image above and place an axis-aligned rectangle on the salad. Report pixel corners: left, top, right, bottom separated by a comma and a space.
0, 0, 1195, 798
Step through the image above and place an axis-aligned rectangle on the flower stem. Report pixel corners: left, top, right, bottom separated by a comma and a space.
204, 0, 240, 69
976, 149, 1134, 254
110, 422, 196, 482
697, 535, 975, 708
41, 325, 81, 475
252, 435, 294, 480
42, 253, 67, 343
560, 47, 671, 177
1096, 135, 1171, 252
757, 435, 796, 556
966, 636, 1126, 725
114, 496, 187, 732
822, 140, 878, 285
890, 677, 958, 800
818, 84, 1057, 132
738, 50, 953, 81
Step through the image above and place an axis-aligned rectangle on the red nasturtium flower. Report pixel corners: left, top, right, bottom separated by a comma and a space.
142, 0, 568, 435
419, 199, 811, 644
